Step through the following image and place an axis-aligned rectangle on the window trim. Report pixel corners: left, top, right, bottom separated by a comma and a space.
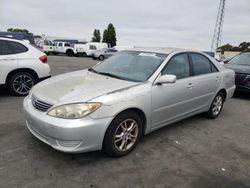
188, 52, 219, 76
0, 40, 28, 55
160, 52, 192, 80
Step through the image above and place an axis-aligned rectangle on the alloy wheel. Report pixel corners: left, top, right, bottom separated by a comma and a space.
12, 75, 34, 95
212, 95, 223, 116
114, 119, 139, 152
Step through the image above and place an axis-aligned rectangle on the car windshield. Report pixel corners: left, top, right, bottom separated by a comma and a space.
228, 53, 250, 66
89, 51, 167, 82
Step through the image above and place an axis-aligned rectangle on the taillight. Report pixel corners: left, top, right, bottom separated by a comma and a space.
39, 55, 47, 63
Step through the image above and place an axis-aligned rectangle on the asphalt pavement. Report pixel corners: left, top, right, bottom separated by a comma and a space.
0, 55, 249, 188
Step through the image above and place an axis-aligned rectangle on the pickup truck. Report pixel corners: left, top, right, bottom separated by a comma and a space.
53, 41, 83, 56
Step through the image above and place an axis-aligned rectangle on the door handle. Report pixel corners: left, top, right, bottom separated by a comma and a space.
186, 83, 194, 89
216, 76, 221, 81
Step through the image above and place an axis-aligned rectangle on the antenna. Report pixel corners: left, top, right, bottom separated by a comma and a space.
211, 0, 226, 52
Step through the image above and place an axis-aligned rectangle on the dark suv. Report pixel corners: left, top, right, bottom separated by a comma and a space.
225, 52, 250, 92
0, 32, 35, 46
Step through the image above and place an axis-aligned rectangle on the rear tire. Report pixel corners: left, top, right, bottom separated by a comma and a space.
8, 72, 36, 96
205, 92, 225, 119
103, 111, 143, 157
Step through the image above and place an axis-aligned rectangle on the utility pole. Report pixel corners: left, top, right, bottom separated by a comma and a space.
211, 0, 226, 52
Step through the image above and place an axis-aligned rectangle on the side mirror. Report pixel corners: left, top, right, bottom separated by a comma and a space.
155, 74, 176, 84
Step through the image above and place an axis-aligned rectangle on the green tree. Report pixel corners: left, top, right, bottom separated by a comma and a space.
239, 42, 250, 51
102, 29, 108, 43
91, 29, 101, 42
7, 28, 29, 33
217, 43, 232, 52
102, 23, 117, 47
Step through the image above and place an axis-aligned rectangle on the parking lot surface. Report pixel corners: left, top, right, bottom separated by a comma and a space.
0, 56, 250, 188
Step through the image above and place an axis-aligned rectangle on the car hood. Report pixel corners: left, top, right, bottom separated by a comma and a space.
224, 64, 250, 74
32, 70, 138, 104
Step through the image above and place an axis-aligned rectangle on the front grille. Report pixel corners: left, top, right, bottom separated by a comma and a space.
32, 96, 53, 112
235, 73, 247, 84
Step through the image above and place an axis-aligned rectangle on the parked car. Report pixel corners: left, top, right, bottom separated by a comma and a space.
0, 31, 35, 46
52, 41, 78, 56
0, 37, 51, 96
92, 48, 118, 60
23, 48, 235, 157
35, 39, 54, 55
224, 52, 250, 92
75, 42, 109, 57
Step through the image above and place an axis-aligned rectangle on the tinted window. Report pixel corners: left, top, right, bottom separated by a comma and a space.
191, 53, 215, 75
7, 41, 28, 54
0, 40, 13, 55
58, 43, 63, 47
64, 43, 70, 47
162, 53, 190, 79
89, 45, 97, 50
228, 53, 250, 66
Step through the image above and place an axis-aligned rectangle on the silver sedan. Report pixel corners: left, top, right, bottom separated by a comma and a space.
23, 48, 235, 157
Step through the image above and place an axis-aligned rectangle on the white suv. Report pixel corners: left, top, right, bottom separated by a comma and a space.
0, 37, 51, 96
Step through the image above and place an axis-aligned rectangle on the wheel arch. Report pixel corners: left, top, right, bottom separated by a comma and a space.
108, 107, 147, 135
218, 88, 227, 102
5, 68, 39, 84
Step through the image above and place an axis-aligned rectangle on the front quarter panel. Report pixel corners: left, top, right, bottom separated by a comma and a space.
89, 82, 152, 133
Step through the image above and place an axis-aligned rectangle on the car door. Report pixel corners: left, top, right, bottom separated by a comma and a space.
188, 52, 221, 110
0, 40, 18, 84
151, 53, 197, 128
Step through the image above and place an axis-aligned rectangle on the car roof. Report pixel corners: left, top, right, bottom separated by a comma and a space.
0, 36, 24, 43
128, 47, 195, 55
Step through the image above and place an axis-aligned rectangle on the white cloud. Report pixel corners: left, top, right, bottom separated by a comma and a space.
0, 0, 249, 50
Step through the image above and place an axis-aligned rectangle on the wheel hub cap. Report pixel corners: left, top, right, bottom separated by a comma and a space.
114, 119, 139, 152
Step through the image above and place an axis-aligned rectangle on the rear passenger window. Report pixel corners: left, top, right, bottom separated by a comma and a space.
190, 53, 216, 75
7, 41, 28, 54
0, 40, 13, 55
162, 53, 190, 79
64, 43, 70, 47
89, 45, 97, 50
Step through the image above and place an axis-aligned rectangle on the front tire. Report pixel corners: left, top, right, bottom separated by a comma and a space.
103, 111, 143, 157
8, 72, 36, 96
99, 55, 104, 61
205, 92, 224, 119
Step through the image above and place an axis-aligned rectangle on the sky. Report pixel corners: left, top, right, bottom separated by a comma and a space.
0, 0, 250, 50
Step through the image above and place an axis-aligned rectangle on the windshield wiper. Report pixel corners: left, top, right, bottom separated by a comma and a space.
88, 68, 98, 73
88, 68, 122, 79
97, 72, 123, 79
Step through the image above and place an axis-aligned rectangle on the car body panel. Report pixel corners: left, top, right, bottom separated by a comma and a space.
23, 48, 235, 153
31, 70, 138, 105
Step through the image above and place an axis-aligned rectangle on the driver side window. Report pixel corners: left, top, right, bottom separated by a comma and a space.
162, 53, 190, 79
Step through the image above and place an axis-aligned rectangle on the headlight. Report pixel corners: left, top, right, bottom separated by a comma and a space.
47, 103, 101, 119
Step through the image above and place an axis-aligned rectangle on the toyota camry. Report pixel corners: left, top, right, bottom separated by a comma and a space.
23, 48, 235, 157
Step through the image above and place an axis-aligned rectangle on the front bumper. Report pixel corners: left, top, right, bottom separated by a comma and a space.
23, 96, 113, 153
236, 85, 250, 92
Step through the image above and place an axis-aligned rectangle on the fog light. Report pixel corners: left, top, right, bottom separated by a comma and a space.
56, 140, 82, 148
